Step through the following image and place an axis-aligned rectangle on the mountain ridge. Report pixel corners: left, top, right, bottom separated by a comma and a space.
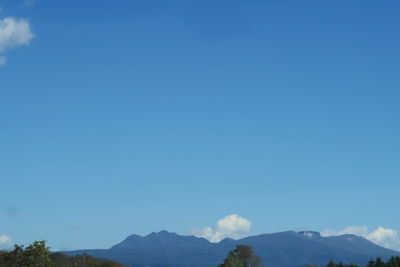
64, 230, 400, 267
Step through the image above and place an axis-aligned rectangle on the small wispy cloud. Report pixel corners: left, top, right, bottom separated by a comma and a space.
322, 226, 400, 251
0, 234, 12, 246
0, 16, 34, 65
193, 214, 252, 243
23, 0, 37, 8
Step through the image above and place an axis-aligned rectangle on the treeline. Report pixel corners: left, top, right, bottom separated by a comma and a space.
218, 245, 400, 267
320, 257, 400, 267
0, 240, 123, 267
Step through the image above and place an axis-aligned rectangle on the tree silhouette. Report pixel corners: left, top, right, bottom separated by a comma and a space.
219, 245, 263, 267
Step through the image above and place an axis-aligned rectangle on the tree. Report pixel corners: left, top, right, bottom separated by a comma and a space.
367, 259, 375, 267
375, 257, 385, 267
0, 240, 124, 267
219, 245, 263, 267
0, 240, 53, 267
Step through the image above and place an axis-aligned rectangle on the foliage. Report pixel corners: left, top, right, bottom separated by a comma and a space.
324, 257, 400, 267
0, 240, 52, 267
219, 245, 263, 267
0, 240, 124, 267
51, 252, 124, 267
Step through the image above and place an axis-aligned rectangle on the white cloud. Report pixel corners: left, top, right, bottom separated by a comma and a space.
322, 226, 400, 251
0, 16, 34, 64
193, 214, 252, 243
0, 234, 12, 246
321, 226, 369, 237
368, 227, 399, 250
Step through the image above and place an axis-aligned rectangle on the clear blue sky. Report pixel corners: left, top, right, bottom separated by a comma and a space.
1, 0, 400, 251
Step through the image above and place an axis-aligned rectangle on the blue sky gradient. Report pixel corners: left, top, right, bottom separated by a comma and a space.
1, 0, 400, 251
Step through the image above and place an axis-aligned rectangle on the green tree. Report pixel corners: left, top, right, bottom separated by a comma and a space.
367, 259, 376, 267
0, 240, 124, 267
0, 240, 53, 267
219, 245, 263, 267
375, 257, 384, 267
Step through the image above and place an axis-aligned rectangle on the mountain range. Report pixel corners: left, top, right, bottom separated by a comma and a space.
64, 230, 400, 267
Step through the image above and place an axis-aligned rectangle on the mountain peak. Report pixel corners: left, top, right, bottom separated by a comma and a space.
147, 230, 178, 238
148, 230, 169, 235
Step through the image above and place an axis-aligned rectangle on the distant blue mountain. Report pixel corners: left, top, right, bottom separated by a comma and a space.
64, 230, 400, 267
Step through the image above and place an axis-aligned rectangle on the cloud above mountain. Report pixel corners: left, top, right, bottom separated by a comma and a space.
0, 17, 34, 64
322, 226, 400, 251
193, 214, 251, 242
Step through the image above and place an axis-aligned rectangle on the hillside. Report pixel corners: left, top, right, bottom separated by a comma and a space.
51, 253, 124, 267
